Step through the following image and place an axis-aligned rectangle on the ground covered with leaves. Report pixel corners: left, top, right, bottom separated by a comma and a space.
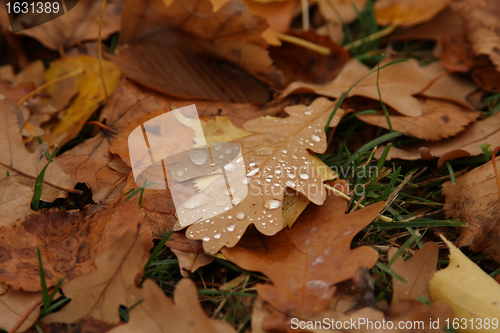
1, 0, 500, 332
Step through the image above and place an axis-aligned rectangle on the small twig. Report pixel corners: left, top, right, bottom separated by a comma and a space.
17, 68, 83, 105
8, 298, 43, 333
324, 184, 393, 222
300, 0, 310, 31
492, 146, 500, 203
343, 20, 399, 51
276, 33, 331, 56
85, 121, 118, 133
98, 0, 109, 102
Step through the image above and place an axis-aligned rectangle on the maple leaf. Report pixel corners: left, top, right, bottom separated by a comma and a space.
356, 97, 480, 141
0, 286, 41, 332
180, 97, 344, 253
281, 58, 476, 117
221, 180, 385, 319
108, 0, 284, 103
0, 98, 76, 203
0, 0, 122, 50
0, 199, 151, 292
375, 0, 451, 28
442, 156, 500, 261
379, 112, 500, 166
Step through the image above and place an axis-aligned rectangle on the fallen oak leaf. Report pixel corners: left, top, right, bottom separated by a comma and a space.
0, 286, 41, 332
375, 0, 451, 28
356, 97, 480, 141
430, 235, 500, 330
0, 98, 77, 203
182, 97, 345, 253
107, 279, 235, 333
171, 249, 215, 277
442, 156, 500, 261
281, 58, 476, 117
378, 112, 500, 166
0, 199, 151, 292
42, 229, 151, 324
0, 176, 33, 227
221, 180, 385, 319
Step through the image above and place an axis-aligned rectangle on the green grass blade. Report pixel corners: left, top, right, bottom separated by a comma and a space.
31, 160, 54, 211
144, 229, 174, 272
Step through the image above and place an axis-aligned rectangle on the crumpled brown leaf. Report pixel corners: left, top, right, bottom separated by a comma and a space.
0, 98, 75, 203
183, 98, 345, 253
378, 112, 500, 166
107, 279, 235, 333
0, 198, 151, 292
282, 58, 476, 117
0, 286, 41, 332
442, 156, 500, 261
222, 180, 384, 321
356, 97, 480, 141
0, 0, 122, 51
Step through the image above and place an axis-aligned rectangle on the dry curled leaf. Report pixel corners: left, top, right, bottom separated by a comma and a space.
222, 180, 385, 320
0, 98, 75, 203
282, 58, 476, 117
389, 242, 439, 304
356, 98, 480, 141
181, 97, 345, 253
442, 156, 500, 261
379, 112, 500, 166
108, 279, 235, 333
0, 199, 151, 292
375, 0, 450, 28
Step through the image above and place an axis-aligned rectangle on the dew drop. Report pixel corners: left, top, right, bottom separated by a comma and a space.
285, 180, 296, 188
228, 215, 233, 219
188, 150, 208, 165
236, 156, 244, 163
227, 223, 235, 232
275, 169, 282, 175
203, 236, 210, 242
264, 199, 281, 210
183, 194, 212, 208
287, 173, 296, 179
225, 149, 232, 155
219, 154, 225, 159
311, 134, 321, 142
236, 212, 246, 220
242, 178, 250, 185
176, 170, 184, 177
300, 173, 309, 180
224, 163, 237, 172
292, 154, 298, 160
214, 144, 224, 151
281, 149, 287, 154
266, 178, 271, 183
247, 168, 260, 177
214, 233, 221, 239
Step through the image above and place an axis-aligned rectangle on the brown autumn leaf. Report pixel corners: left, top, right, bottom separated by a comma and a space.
356, 97, 481, 141
42, 229, 150, 324
375, 0, 450, 28
389, 242, 439, 304
378, 112, 500, 166
0, 286, 41, 332
451, 0, 500, 72
181, 98, 345, 253
281, 58, 476, 117
0, 176, 33, 227
269, 30, 350, 85
109, 0, 284, 103
442, 156, 500, 261
221, 180, 385, 320
172, 249, 215, 277
0, 79, 34, 103
0, 98, 76, 203
0, 0, 122, 51
25, 318, 117, 333
107, 279, 236, 333
0, 198, 151, 292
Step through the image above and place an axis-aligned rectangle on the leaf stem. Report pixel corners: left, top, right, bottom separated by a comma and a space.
343, 20, 399, 50
276, 33, 331, 56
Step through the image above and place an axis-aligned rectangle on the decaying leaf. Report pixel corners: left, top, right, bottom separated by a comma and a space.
389, 242, 439, 304
0, 199, 151, 292
375, 0, 450, 28
222, 180, 385, 320
282, 58, 476, 117
107, 279, 235, 333
442, 156, 500, 261
2, 0, 122, 51
172, 249, 215, 277
0, 286, 41, 332
0, 98, 75, 203
356, 97, 480, 141
430, 235, 500, 330
43, 55, 121, 145
182, 98, 345, 253
379, 112, 500, 166
0, 176, 33, 227
43, 229, 150, 324
110, 0, 284, 103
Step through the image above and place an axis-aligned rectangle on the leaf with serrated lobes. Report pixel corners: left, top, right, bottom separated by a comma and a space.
178, 97, 345, 253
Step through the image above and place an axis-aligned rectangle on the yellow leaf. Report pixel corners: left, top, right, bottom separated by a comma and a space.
45, 55, 121, 139
430, 235, 500, 332
201, 116, 253, 144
